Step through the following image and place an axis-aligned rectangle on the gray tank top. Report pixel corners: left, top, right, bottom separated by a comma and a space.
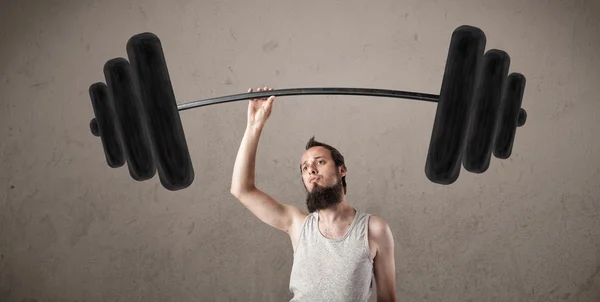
289, 208, 374, 302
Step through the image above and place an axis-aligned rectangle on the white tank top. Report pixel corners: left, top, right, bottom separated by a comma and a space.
289, 208, 374, 302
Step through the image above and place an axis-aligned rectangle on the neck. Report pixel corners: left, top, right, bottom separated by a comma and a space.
317, 198, 354, 225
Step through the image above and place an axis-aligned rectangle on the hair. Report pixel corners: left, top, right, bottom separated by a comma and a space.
301, 136, 347, 195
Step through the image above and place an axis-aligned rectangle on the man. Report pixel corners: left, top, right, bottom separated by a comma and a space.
230, 86, 397, 302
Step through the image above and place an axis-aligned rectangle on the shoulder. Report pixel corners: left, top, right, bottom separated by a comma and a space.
368, 215, 391, 233
368, 215, 394, 245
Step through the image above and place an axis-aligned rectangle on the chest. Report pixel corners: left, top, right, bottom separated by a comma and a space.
318, 222, 351, 239
289, 218, 377, 261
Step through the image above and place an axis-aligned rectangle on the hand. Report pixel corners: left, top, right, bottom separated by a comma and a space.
247, 86, 275, 128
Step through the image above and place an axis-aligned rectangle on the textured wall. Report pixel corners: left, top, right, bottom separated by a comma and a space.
1, 0, 599, 301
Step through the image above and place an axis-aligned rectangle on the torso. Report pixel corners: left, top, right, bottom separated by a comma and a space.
288, 212, 377, 261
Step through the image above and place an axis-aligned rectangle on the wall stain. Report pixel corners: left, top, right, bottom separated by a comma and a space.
187, 222, 195, 235
262, 41, 279, 53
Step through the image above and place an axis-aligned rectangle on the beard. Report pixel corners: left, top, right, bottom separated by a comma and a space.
305, 174, 344, 213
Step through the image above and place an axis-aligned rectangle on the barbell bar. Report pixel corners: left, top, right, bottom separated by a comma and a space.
88, 25, 527, 191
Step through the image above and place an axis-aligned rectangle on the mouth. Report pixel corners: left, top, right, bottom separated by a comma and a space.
309, 177, 318, 183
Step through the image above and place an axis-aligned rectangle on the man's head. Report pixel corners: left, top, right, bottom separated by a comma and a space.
300, 136, 347, 213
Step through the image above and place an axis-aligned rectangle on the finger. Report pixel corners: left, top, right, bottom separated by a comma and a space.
248, 88, 254, 101
258, 87, 267, 101
255, 87, 261, 100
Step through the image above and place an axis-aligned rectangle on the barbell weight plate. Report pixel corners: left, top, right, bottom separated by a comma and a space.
104, 58, 157, 182
463, 49, 511, 174
90, 118, 100, 137
126, 32, 194, 191
494, 73, 526, 159
89, 82, 125, 168
425, 25, 486, 185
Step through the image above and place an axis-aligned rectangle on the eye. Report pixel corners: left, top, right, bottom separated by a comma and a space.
318, 160, 324, 164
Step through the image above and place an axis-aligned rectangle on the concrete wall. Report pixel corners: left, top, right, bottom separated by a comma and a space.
1, 0, 599, 301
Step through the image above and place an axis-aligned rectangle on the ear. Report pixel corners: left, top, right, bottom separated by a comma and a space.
339, 165, 347, 177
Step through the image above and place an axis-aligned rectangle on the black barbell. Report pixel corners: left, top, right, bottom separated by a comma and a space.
88, 25, 527, 191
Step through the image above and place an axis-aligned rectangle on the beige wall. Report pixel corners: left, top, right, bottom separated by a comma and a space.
1, 0, 599, 301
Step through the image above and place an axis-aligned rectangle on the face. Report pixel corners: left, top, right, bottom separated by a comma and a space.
300, 146, 346, 212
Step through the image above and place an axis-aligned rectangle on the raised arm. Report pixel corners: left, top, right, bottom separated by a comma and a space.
230, 87, 304, 234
